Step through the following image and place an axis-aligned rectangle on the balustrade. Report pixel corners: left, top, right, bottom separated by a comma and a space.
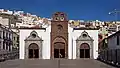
0, 49, 19, 62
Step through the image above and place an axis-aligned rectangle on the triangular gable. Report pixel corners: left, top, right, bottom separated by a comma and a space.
76, 30, 94, 41
24, 30, 43, 41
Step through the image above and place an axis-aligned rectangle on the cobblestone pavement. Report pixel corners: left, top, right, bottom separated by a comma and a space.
0, 59, 116, 68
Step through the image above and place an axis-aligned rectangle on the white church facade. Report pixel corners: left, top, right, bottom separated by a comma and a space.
19, 12, 99, 59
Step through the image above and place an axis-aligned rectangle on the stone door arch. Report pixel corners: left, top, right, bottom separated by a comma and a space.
76, 31, 94, 59
54, 42, 65, 58
80, 43, 90, 58
25, 31, 43, 59
52, 37, 66, 58
28, 43, 39, 58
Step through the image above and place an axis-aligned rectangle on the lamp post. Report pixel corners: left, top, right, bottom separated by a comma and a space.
109, 9, 120, 23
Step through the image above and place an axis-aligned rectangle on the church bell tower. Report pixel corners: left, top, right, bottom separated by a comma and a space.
51, 12, 68, 59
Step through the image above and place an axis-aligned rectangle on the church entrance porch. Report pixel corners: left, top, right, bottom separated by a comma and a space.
28, 43, 39, 59
76, 30, 94, 59
80, 43, 90, 58
54, 49, 65, 58
24, 31, 43, 59
54, 42, 65, 58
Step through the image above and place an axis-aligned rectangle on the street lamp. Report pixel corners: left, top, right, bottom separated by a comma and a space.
109, 9, 120, 23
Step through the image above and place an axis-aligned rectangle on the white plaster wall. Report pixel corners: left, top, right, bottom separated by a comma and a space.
1, 18, 9, 26
0, 17, 2, 24
68, 26, 98, 59
68, 25, 73, 59
19, 26, 51, 59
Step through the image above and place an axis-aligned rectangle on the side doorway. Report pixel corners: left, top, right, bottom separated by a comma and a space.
80, 43, 90, 58
28, 43, 39, 58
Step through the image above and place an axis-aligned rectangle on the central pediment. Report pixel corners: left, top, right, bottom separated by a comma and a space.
24, 31, 43, 41
76, 30, 94, 41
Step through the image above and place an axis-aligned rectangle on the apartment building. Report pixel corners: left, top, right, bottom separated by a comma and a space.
0, 24, 18, 52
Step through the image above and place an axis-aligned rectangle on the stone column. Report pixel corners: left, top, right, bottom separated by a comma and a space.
76, 41, 80, 59
39, 41, 42, 59
25, 42, 28, 59
10, 44, 12, 51
91, 42, 94, 59
6, 42, 8, 50
1, 31, 3, 49
25, 48, 28, 59
10, 33, 13, 51
7, 42, 9, 51
0, 40, 3, 49
5, 43, 6, 50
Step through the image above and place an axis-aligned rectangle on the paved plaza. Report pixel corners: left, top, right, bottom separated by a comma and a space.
0, 59, 116, 68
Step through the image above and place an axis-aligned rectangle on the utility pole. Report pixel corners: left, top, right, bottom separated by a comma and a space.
109, 9, 120, 23
109, 9, 120, 31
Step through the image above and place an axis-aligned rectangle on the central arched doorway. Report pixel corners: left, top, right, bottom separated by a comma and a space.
80, 43, 90, 58
54, 42, 65, 58
28, 43, 39, 58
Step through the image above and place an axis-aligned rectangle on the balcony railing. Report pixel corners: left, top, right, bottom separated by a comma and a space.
0, 49, 19, 62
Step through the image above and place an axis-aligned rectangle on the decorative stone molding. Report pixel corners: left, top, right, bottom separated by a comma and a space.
76, 31, 94, 59
24, 31, 43, 59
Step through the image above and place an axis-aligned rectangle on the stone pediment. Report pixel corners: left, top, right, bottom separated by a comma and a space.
24, 31, 43, 41
76, 31, 94, 41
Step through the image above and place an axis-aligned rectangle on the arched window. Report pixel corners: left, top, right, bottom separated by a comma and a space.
57, 24, 63, 29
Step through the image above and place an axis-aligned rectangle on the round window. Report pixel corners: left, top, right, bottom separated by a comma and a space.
83, 34, 87, 37
32, 34, 36, 38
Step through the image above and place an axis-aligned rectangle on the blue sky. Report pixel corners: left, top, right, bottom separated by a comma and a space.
0, 0, 120, 21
